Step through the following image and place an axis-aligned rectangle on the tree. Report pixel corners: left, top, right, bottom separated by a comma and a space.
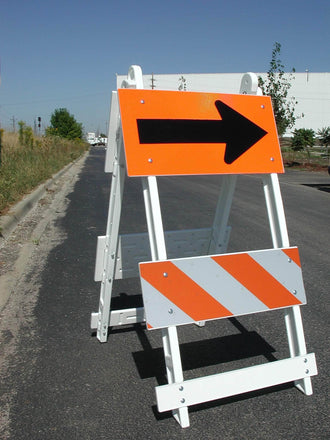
318, 126, 330, 164
46, 108, 83, 140
317, 127, 330, 148
18, 121, 34, 148
258, 42, 297, 137
291, 128, 315, 162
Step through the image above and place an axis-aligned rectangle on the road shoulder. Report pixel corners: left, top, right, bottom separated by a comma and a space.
0, 152, 89, 311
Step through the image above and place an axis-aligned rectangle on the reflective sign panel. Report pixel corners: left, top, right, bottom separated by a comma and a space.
118, 89, 284, 176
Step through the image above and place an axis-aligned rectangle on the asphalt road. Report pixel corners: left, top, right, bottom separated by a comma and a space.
0, 147, 329, 439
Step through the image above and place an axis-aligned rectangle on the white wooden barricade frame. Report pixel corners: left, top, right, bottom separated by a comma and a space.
91, 65, 317, 428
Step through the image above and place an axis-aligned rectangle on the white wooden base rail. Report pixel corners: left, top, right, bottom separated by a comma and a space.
156, 353, 317, 413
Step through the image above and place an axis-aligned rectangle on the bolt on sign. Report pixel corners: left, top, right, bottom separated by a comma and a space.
117, 89, 284, 176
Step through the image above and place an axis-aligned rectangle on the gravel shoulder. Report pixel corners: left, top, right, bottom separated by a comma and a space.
0, 153, 88, 438
0, 153, 88, 310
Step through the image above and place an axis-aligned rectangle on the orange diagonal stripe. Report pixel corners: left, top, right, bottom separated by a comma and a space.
282, 247, 301, 267
212, 254, 302, 308
140, 261, 233, 321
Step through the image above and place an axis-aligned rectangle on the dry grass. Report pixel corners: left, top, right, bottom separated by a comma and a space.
0, 131, 88, 214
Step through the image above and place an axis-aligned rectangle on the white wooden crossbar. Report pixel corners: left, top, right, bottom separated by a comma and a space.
94, 227, 231, 283
156, 354, 317, 413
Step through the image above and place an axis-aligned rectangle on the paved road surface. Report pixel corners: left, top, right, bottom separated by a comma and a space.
0, 147, 329, 439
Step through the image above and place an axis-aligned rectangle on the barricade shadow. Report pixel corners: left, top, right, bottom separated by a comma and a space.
111, 291, 144, 309
131, 316, 294, 419
132, 317, 277, 385
302, 183, 330, 193
90, 289, 296, 419
90, 292, 143, 338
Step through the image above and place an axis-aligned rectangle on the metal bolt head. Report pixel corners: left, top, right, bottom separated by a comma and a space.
148, 158, 153, 163
180, 398, 185, 404
163, 272, 168, 277
140, 99, 145, 104
179, 386, 184, 391
305, 369, 309, 374
168, 308, 173, 314
270, 157, 274, 161
288, 258, 292, 263
292, 289, 297, 295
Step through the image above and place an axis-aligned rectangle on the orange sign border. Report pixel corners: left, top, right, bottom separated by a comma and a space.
118, 89, 284, 176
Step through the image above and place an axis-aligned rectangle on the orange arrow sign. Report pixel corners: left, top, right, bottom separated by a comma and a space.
118, 89, 284, 176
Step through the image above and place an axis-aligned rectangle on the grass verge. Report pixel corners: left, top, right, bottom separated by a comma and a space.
280, 138, 330, 172
281, 148, 330, 172
0, 131, 89, 214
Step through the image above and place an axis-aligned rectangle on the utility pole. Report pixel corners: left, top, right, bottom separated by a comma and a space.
150, 73, 156, 89
11, 116, 16, 132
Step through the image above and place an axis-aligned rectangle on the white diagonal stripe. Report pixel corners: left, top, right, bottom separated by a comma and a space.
248, 248, 306, 304
173, 257, 268, 316
141, 278, 193, 329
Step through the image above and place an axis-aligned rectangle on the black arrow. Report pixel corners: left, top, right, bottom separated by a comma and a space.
137, 100, 268, 164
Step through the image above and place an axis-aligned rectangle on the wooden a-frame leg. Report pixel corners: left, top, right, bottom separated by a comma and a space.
284, 306, 313, 395
142, 176, 190, 427
96, 137, 126, 342
162, 327, 190, 427
262, 173, 313, 395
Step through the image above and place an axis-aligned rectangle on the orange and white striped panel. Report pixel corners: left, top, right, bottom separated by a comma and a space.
139, 247, 306, 330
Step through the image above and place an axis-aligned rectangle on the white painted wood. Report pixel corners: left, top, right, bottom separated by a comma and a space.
262, 173, 313, 395
156, 354, 317, 413
105, 91, 119, 173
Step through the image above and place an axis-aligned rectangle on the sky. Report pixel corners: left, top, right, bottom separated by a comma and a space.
0, 0, 329, 135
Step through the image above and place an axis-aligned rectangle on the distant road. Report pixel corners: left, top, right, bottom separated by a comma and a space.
1, 147, 328, 439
